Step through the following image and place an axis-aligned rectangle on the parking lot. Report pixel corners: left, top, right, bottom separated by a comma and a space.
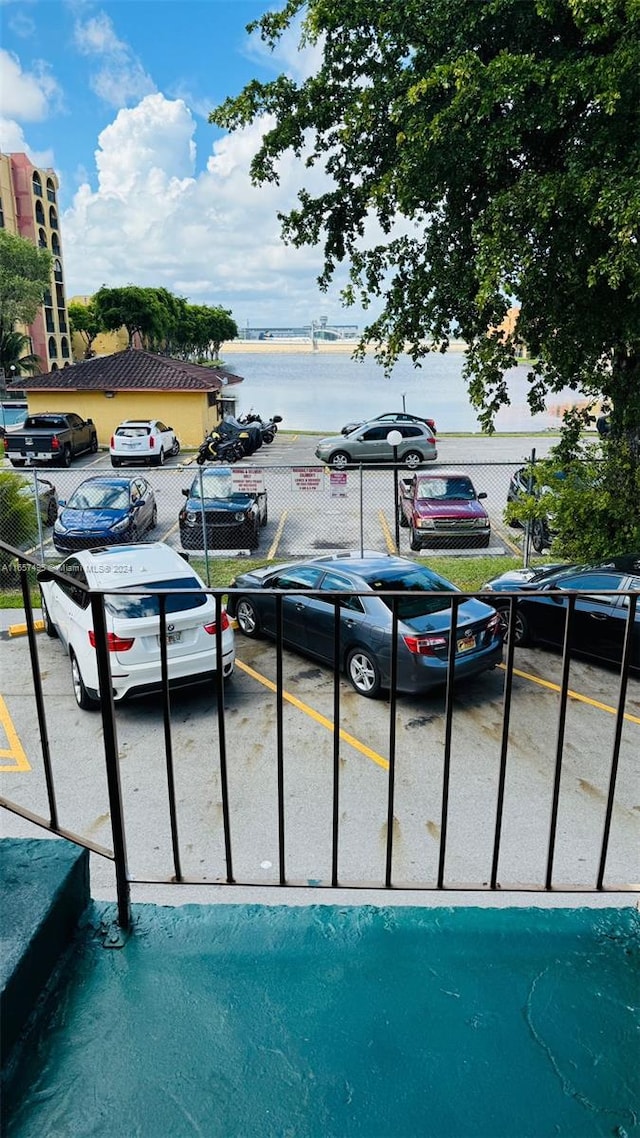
4, 431, 557, 564
2, 431, 637, 901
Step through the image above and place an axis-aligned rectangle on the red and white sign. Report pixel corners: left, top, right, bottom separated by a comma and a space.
291, 467, 324, 492
330, 471, 348, 497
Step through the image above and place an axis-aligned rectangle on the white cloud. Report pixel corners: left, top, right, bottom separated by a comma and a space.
0, 49, 62, 120
73, 10, 156, 108
0, 116, 54, 167
61, 92, 357, 327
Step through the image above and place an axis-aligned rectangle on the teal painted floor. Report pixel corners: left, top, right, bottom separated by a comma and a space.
5, 902, 640, 1138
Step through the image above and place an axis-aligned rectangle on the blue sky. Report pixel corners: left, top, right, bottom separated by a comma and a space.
1, 0, 364, 329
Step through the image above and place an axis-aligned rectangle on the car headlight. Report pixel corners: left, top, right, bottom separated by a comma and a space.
111, 517, 130, 531
475, 517, 490, 528
234, 511, 247, 522
417, 518, 435, 529
184, 511, 197, 525
54, 519, 66, 532
482, 583, 494, 591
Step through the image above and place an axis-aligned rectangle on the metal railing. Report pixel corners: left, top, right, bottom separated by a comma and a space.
1, 543, 637, 933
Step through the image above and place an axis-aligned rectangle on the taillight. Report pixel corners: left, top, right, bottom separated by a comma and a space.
89, 630, 135, 651
149, 436, 155, 448
110, 436, 115, 448
51, 437, 59, 450
486, 613, 502, 636
403, 633, 447, 656
204, 611, 230, 635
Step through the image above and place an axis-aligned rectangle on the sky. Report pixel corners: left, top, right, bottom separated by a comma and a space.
0, 0, 366, 331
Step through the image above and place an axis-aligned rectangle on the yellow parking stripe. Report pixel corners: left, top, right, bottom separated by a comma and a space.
0, 695, 31, 772
501, 663, 640, 725
267, 510, 287, 560
235, 658, 389, 770
378, 509, 397, 554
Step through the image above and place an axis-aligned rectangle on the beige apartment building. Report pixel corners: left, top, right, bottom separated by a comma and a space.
0, 151, 71, 374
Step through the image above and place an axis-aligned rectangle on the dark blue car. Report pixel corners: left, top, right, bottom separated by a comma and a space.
53, 475, 157, 553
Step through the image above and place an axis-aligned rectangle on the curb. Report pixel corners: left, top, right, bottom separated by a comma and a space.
7, 621, 45, 638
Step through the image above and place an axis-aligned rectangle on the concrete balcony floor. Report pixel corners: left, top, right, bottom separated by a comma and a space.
3, 881, 639, 1137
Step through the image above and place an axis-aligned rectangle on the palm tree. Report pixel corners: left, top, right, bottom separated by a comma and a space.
0, 330, 42, 380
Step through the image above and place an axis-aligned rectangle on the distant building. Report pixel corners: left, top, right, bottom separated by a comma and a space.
0, 152, 71, 373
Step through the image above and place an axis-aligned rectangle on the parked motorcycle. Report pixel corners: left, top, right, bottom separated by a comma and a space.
238, 412, 283, 445
196, 431, 244, 465
221, 415, 263, 455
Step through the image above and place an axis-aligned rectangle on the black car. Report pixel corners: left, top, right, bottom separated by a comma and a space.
227, 553, 502, 697
483, 557, 640, 670
505, 466, 555, 552
341, 411, 437, 437
179, 467, 268, 550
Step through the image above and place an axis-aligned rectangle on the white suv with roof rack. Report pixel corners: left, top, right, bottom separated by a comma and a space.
110, 420, 180, 467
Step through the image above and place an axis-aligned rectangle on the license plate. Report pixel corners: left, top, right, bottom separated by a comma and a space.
26, 438, 33, 445
457, 634, 476, 652
157, 631, 182, 646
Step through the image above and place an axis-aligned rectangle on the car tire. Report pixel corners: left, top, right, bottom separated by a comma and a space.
531, 519, 547, 553
61, 445, 72, 468
171, 439, 181, 457
90, 435, 98, 454
70, 650, 99, 710
329, 450, 350, 469
403, 451, 423, 470
409, 525, 422, 551
397, 504, 409, 529
495, 602, 531, 647
40, 594, 57, 638
346, 647, 382, 698
111, 457, 121, 468
153, 448, 165, 467
263, 432, 275, 444
129, 523, 138, 543
235, 597, 262, 638
261, 503, 268, 527
149, 505, 157, 530
46, 499, 58, 526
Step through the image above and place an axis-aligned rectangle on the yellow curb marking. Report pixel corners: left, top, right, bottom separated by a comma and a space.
267, 509, 287, 560
8, 620, 45, 637
235, 658, 389, 770
499, 663, 640, 725
379, 508, 398, 554
0, 695, 31, 772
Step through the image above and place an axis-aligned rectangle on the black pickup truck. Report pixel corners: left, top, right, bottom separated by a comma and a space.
5, 413, 98, 468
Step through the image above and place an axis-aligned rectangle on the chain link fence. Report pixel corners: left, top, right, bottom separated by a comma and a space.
1, 456, 542, 578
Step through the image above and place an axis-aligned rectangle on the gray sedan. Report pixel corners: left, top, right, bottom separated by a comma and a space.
315, 422, 437, 469
227, 553, 502, 697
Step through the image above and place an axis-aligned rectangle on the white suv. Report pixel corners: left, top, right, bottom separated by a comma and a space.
38, 542, 235, 709
110, 420, 180, 467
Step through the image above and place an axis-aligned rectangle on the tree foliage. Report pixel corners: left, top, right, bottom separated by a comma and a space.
0, 472, 39, 571
68, 300, 105, 359
0, 230, 52, 342
212, 0, 640, 440
91, 286, 238, 358
0, 331, 42, 377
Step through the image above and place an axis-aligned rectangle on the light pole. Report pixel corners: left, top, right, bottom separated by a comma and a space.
401, 392, 407, 413
387, 429, 403, 551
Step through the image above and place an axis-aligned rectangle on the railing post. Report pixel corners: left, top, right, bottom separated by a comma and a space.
90, 592, 131, 931
198, 464, 211, 586
32, 468, 45, 564
523, 448, 536, 568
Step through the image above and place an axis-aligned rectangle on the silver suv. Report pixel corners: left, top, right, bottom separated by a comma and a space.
315, 422, 437, 469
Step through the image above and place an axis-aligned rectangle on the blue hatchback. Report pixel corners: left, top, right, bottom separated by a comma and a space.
53, 475, 157, 552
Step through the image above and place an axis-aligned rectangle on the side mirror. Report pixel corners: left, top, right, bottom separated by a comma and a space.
37, 569, 54, 583
166, 425, 173, 431
86, 418, 93, 425
478, 491, 487, 500
58, 498, 66, 507
178, 551, 190, 562
182, 488, 189, 497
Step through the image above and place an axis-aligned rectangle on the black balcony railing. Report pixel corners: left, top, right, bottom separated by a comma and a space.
0, 543, 637, 936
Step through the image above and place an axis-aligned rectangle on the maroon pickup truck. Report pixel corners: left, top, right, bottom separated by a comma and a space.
398, 470, 491, 550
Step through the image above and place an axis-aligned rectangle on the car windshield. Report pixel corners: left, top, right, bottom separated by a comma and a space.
417, 477, 475, 500
190, 471, 234, 500
365, 566, 458, 618
105, 576, 208, 618
68, 484, 129, 510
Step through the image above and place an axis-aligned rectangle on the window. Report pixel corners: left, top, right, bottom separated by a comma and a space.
51, 233, 60, 255
361, 425, 389, 441
366, 566, 457, 618
271, 567, 323, 590
319, 572, 365, 612
105, 577, 208, 619
156, 422, 169, 432
35, 200, 45, 224
0, 197, 4, 227
32, 172, 42, 197
49, 206, 58, 230
38, 228, 47, 248
67, 414, 83, 428
558, 572, 624, 606
59, 558, 90, 609
54, 258, 62, 281
46, 178, 56, 203
61, 337, 70, 358
48, 337, 58, 359
399, 424, 424, 438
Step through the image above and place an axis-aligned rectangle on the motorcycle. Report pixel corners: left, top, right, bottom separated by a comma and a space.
221, 415, 262, 455
238, 412, 283, 445
196, 431, 244, 465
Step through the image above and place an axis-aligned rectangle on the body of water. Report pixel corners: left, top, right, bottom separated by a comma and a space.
223, 350, 586, 434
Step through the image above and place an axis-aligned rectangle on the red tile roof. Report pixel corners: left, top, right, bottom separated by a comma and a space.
12, 350, 244, 392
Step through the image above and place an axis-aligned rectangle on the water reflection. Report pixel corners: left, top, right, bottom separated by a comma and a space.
223, 349, 586, 433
